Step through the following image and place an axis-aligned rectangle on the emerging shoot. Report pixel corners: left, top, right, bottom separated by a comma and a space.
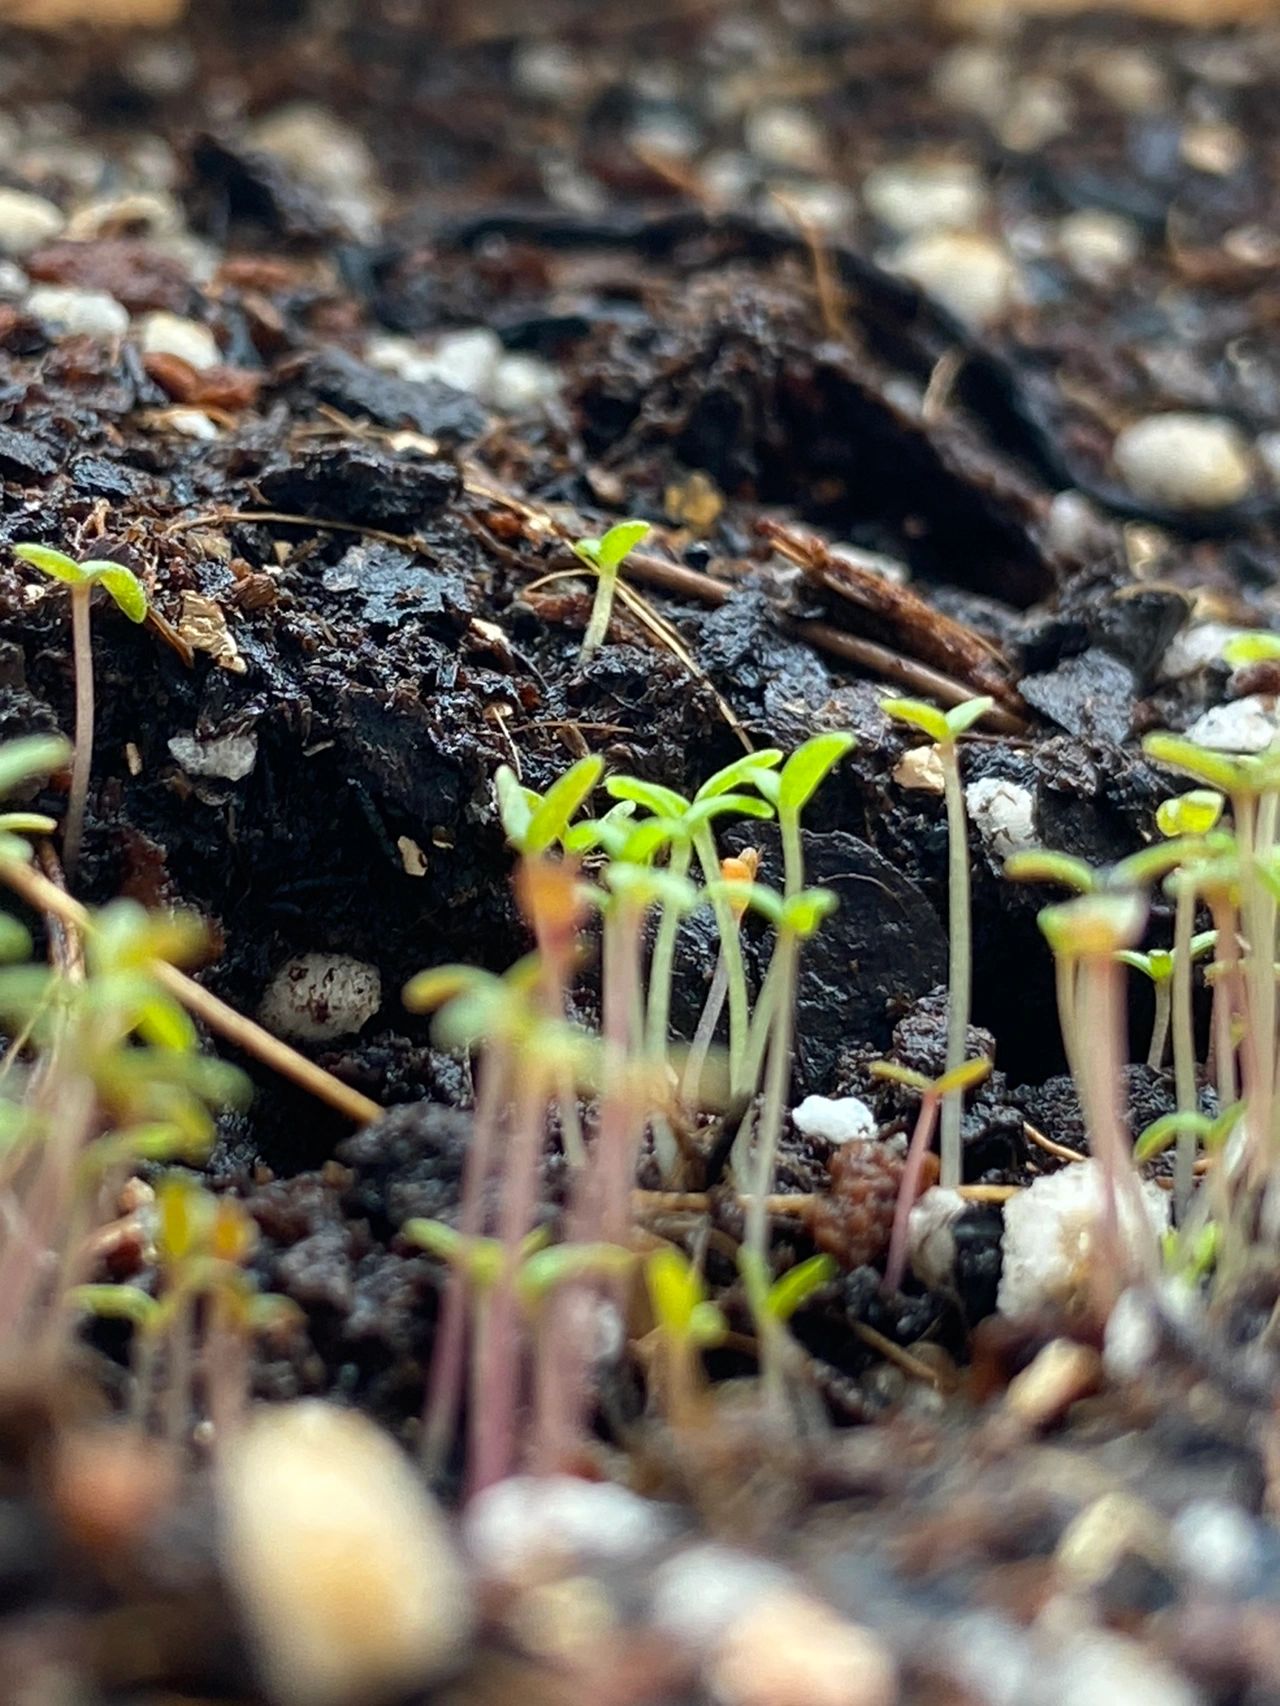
573, 520, 651, 661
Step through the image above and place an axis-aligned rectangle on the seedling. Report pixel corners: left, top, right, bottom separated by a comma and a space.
1117, 934, 1216, 1071
882, 696, 991, 1189
572, 519, 650, 660
13, 544, 148, 881
1039, 891, 1155, 1308
874, 1056, 991, 1292
751, 731, 856, 898
738, 1248, 835, 1408
0, 732, 71, 863
644, 1246, 726, 1427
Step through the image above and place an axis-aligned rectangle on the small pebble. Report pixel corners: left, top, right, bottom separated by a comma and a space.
965, 777, 1037, 859
744, 104, 826, 172
1003, 1338, 1102, 1429
220, 1401, 471, 1706
1047, 1630, 1200, 1706
425, 328, 502, 398
26, 284, 127, 338
1180, 121, 1246, 177
1186, 694, 1278, 754
159, 407, 220, 441
908, 1186, 966, 1289
999, 76, 1073, 152
1113, 413, 1254, 511
1157, 619, 1245, 682
765, 179, 857, 235
491, 353, 560, 413
706, 1591, 897, 1706
890, 230, 1019, 328
792, 1094, 876, 1145
931, 44, 1013, 123
650, 1546, 796, 1651
894, 745, 945, 794
258, 953, 382, 1044
168, 730, 258, 781
136, 310, 218, 370
512, 40, 593, 102
1087, 47, 1170, 114
249, 103, 377, 196
1057, 210, 1140, 284
465, 1476, 673, 1583
66, 189, 182, 240
0, 187, 65, 256
998, 1161, 1170, 1318
0, 261, 27, 300
1171, 1499, 1261, 1592
862, 158, 987, 235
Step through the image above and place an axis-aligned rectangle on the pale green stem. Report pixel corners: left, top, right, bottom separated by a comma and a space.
645, 841, 692, 1057
64, 584, 94, 882
682, 944, 730, 1110
692, 825, 751, 1095
580, 564, 618, 659
1234, 793, 1275, 1180
780, 811, 803, 899
1147, 977, 1171, 1070
940, 743, 971, 1190
744, 932, 797, 1281
1171, 881, 1197, 1218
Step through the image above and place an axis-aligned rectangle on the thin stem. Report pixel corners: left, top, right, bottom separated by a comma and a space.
692, 826, 751, 1096
940, 744, 971, 1190
580, 564, 618, 659
1171, 882, 1197, 1218
884, 1091, 941, 1293
63, 585, 94, 883
1147, 979, 1171, 1071
645, 841, 692, 1058
682, 944, 730, 1109
744, 932, 797, 1278
780, 812, 802, 899
421, 1044, 509, 1474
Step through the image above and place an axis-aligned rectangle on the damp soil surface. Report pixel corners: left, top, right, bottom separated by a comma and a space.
3, 2, 1280, 1703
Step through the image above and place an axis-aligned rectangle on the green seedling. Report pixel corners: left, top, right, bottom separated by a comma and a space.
1117, 933, 1216, 1070
873, 1056, 991, 1293
604, 750, 783, 1099
738, 1248, 835, 1410
644, 1246, 726, 1427
751, 731, 856, 898
13, 544, 148, 881
495, 755, 604, 855
1039, 891, 1156, 1308
1222, 632, 1280, 669
882, 696, 991, 1189
717, 882, 839, 1296
573, 519, 650, 660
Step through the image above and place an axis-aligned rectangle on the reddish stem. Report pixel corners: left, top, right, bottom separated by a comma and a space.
884, 1091, 940, 1293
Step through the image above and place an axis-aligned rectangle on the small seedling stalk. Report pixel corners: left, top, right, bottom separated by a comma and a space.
743, 931, 798, 1293
939, 742, 972, 1189
64, 585, 94, 880
1170, 880, 1197, 1216
884, 1086, 941, 1294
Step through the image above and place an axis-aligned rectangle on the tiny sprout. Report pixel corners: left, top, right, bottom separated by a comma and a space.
881, 695, 990, 1190
14, 543, 150, 882
1133, 1109, 1212, 1166
1117, 931, 1216, 1071
495, 754, 603, 854
645, 1247, 726, 1349
739, 1248, 836, 1326
874, 1054, 992, 1292
573, 519, 650, 660
1003, 850, 1097, 894
1156, 790, 1224, 839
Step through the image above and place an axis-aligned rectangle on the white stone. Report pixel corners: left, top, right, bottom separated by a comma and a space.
491, 353, 560, 413
425, 328, 502, 398
1041, 1631, 1201, 1706
66, 189, 183, 240
909, 1186, 966, 1289
1257, 430, 1280, 487
1186, 694, 1278, 755
512, 41, 592, 102
743, 105, 826, 173
136, 310, 219, 370
863, 158, 987, 235
464, 1476, 672, 1582
0, 261, 27, 300
1102, 1286, 1161, 1382
650, 1545, 796, 1650
765, 180, 857, 236
161, 407, 220, 441
932, 45, 1013, 123
997, 1161, 1170, 1318
249, 103, 376, 197
258, 953, 382, 1044
26, 284, 127, 338
965, 776, 1037, 859
1057, 210, 1140, 284
0, 187, 64, 256
168, 729, 258, 780
999, 77, 1074, 153
1087, 48, 1170, 114
890, 230, 1019, 328
1171, 1499, 1260, 1592
1112, 413, 1254, 511
1045, 489, 1108, 557
706, 1591, 897, 1706
791, 1094, 876, 1145
1157, 620, 1245, 682
220, 1402, 471, 1706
